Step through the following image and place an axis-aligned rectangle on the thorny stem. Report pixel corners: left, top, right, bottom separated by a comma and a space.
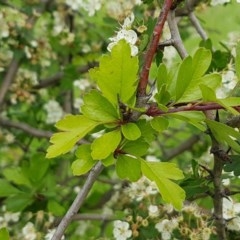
138, 0, 173, 97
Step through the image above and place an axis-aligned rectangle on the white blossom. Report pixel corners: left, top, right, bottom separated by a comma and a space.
113, 220, 132, 240
43, 100, 64, 124
211, 0, 230, 6
155, 219, 178, 240
22, 222, 37, 240
107, 14, 138, 56
148, 205, 159, 218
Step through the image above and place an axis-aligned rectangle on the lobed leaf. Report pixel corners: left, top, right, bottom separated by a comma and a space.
91, 130, 121, 160
46, 115, 99, 158
89, 40, 139, 106
81, 90, 119, 122
116, 155, 141, 182
141, 160, 185, 210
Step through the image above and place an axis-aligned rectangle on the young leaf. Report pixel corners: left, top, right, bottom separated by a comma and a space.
156, 63, 168, 91
177, 73, 221, 103
121, 138, 149, 157
81, 90, 119, 122
235, 41, 240, 80
192, 48, 212, 79
72, 144, 96, 176
150, 117, 169, 132
175, 56, 193, 101
206, 119, 240, 152
91, 130, 121, 160
101, 154, 115, 167
167, 111, 206, 131
46, 115, 99, 158
0, 228, 10, 240
200, 84, 240, 115
121, 122, 141, 140
141, 160, 185, 210
116, 155, 141, 182
89, 40, 138, 106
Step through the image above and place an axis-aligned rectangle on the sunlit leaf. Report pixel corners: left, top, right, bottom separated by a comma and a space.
46, 115, 99, 158
116, 155, 141, 182
141, 160, 185, 210
89, 40, 138, 106
72, 144, 96, 176
175, 56, 193, 101
0, 228, 10, 240
206, 119, 240, 152
91, 130, 121, 160
150, 116, 169, 132
121, 122, 141, 140
235, 41, 240, 80
82, 90, 119, 122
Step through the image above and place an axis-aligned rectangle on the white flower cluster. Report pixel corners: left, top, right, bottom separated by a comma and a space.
65, 0, 102, 16
107, 13, 138, 56
43, 100, 64, 124
223, 198, 240, 231
106, 0, 142, 20
0, 206, 20, 228
155, 218, 179, 240
125, 176, 158, 201
211, 0, 240, 5
22, 222, 37, 240
113, 220, 132, 240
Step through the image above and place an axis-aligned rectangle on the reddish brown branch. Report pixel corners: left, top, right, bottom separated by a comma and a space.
138, 0, 173, 96
146, 102, 240, 116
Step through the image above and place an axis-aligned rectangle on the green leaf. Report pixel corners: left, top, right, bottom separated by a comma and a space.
91, 130, 121, 160
155, 84, 171, 105
176, 56, 193, 101
0, 228, 10, 240
3, 168, 32, 187
177, 73, 221, 103
235, 41, 240, 80
72, 144, 96, 176
116, 155, 141, 182
192, 48, 212, 79
0, 179, 22, 197
89, 40, 139, 106
141, 160, 185, 210
206, 119, 240, 152
101, 154, 115, 167
121, 123, 141, 140
141, 159, 185, 210
200, 85, 240, 115
224, 155, 240, 176
167, 111, 206, 131
46, 115, 99, 158
5, 193, 33, 212
122, 139, 149, 157
156, 63, 168, 91
82, 90, 119, 122
47, 199, 66, 216
150, 117, 169, 132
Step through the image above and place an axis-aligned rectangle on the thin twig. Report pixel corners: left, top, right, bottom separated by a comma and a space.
0, 58, 20, 110
188, 12, 208, 40
175, 0, 201, 16
51, 161, 104, 240
0, 117, 52, 138
164, 135, 200, 160
167, 10, 188, 59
